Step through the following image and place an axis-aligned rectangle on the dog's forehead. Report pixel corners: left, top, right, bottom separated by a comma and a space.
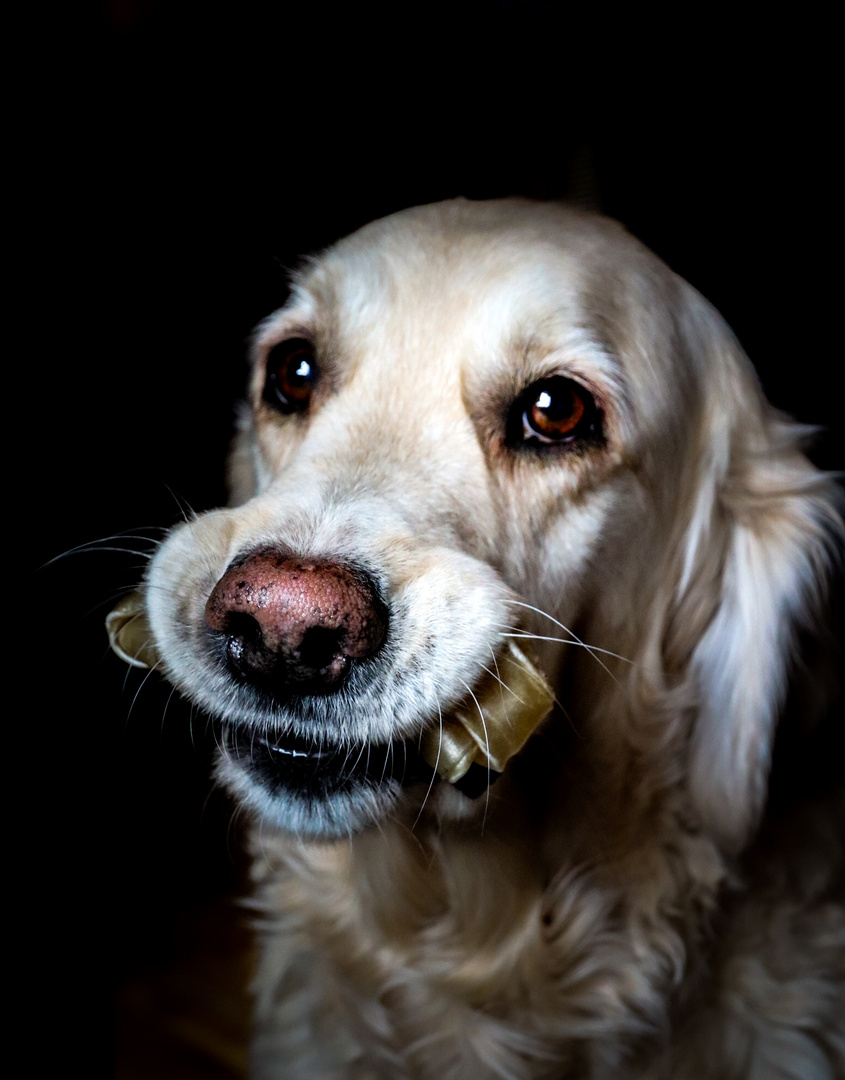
254, 201, 695, 443
290, 200, 650, 351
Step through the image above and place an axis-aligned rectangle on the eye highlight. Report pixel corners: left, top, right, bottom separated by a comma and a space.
262, 338, 318, 414
509, 376, 601, 449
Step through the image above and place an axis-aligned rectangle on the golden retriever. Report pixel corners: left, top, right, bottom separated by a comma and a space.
109, 199, 844, 1078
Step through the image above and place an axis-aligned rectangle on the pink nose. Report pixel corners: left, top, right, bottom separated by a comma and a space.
205, 550, 387, 694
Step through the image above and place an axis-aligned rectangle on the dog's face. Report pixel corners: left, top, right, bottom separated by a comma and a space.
142, 199, 834, 846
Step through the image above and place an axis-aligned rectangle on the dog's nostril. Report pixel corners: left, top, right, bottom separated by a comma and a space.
204, 551, 387, 695
215, 611, 270, 676
219, 611, 262, 647
296, 627, 346, 674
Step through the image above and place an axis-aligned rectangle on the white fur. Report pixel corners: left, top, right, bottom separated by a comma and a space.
144, 199, 844, 1078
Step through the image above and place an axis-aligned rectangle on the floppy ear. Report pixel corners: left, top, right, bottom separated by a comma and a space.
669, 296, 841, 852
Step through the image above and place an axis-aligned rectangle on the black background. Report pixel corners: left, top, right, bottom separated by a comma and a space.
24, 2, 840, 1071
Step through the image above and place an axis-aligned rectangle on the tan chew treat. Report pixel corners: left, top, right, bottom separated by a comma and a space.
420, 641, 554, 784
106, 591, 159, 669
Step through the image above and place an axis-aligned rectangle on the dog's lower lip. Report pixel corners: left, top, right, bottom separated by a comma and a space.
227, 725, 422, 798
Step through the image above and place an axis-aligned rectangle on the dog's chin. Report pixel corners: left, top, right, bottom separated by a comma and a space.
216, 724, 429, 838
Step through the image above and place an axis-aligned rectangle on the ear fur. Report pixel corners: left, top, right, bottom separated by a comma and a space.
670, 295, 841, 851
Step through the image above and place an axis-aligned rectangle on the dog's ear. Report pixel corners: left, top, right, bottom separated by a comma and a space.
666, 294, 841, 851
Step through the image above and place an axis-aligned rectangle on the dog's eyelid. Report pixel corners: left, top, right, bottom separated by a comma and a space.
251, 299, 318, 350
509, 338, 617, 402
255, 325, 316, 357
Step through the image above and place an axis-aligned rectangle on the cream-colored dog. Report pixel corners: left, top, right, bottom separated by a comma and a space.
111, 199, 844, 1078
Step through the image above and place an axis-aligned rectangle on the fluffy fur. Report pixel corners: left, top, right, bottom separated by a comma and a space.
144, 199, 844, 1078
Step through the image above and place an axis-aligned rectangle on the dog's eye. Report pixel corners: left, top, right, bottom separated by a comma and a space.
511, 376, 600, 448
262, 339, 318, 413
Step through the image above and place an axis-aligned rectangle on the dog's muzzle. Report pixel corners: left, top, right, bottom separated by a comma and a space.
107, 553, 554, 803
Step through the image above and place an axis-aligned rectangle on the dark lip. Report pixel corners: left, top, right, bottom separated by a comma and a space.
227, 725, 501, 803
227, 725, 426, 799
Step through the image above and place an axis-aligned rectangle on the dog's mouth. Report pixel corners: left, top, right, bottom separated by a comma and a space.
224, 724, 504, 806
107, 592, 556, 821
226, 725, 420, 800
223, 638, 556, 807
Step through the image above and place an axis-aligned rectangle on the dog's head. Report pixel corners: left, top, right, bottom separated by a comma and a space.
124, 199, 838, 849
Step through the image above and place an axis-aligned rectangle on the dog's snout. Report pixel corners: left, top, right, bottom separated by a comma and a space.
205, 551, 386, 694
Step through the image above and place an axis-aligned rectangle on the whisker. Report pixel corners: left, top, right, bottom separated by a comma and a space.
183, 692, 195, 747
164, 484, 200, 525
125, 659, 164, 728
40, 528, 166, 570
347, 741, 369, 776
45, 544, 157, 567
502, 631, 635, 666
478, 660, 528, 708
82, 588, 138, 624
486, 646, 511, 715
495, 636, 586, 740
505, 600, 627, 689
412, 700, 444, 831
379, 740, 392, 788
458, 678, 491, 832
212, 717, 227, 759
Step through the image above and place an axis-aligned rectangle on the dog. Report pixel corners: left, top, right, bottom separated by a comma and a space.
110, 199, 844, 1078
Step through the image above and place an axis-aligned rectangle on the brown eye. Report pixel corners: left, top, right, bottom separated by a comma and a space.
510, 376, 600, 448
262, 339, 318, 413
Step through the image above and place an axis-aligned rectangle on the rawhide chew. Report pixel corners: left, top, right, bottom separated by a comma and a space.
420, 641, 554, 785
106, 591, 159, 669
